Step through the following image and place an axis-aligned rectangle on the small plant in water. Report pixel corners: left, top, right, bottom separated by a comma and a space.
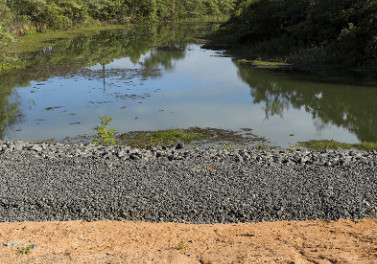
224, 142, 235, 150
288, 143, 297, 152
256, 143, 270, 150
92, 115, 118, 146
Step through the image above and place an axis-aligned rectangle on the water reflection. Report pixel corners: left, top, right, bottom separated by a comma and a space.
0, 24, 207, 139
0, 23, 376, 146
236, 62, 377, 143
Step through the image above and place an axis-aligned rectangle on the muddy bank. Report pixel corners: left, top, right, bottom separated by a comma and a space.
1, 219, 377, 263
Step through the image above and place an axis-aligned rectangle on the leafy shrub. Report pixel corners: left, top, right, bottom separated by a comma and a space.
92, 115, 118, 146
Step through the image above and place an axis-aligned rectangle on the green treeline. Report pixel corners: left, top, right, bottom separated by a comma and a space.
0, 0, 234, 33
224, 0, 377, 66
0, 0, 234, 70
1, 0, 377, 68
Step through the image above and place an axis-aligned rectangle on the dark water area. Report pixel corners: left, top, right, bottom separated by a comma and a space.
1, 23, 376, 147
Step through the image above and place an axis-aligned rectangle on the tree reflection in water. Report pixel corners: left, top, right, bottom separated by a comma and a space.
235, 61, 377, 143
1, 23, 376, 144
0, 23, 213, 139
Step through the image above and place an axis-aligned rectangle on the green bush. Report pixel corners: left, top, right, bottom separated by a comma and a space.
92, 115, 118, 146
0, 22, 14, 47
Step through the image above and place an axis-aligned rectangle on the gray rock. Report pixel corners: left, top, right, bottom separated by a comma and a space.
0, 142, 376, 224
175, 143, 184, 150
31, 144, 43, 152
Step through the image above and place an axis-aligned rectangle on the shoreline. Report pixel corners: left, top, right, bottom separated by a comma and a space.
1, 140, 376, 263
202, 36, 377, 74
1, 140, 376, 224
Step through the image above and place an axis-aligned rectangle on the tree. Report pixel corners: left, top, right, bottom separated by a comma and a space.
224, 0, 377, 65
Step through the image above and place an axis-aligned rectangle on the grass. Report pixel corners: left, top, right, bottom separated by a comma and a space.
118, 127, 265, 148
255, 143, 270, 150
176, 242, 187, 250
17, 245, 34, 255
353, 142, 377, 151
287, 143, 301, 152
299, 140, 352, 150
299, 140, 377, 151
119, 129, 202, 148
251, 60, 289, 67
234, 58, 290, 68
224, 142, 235, 150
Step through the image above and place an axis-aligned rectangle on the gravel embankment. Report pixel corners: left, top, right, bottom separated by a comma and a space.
0, 141, 376, 223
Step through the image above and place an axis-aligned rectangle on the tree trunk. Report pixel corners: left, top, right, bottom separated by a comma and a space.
172, 0, 176, 20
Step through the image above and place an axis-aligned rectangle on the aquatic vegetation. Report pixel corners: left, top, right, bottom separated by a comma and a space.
255, 143, 270, 150
353, 142, 377, 151
118, 127, 265, 148
299, 140, 377, 151
251, 60, 289, 67
235, 59, 289, 68
118, 129, 202, 148
299, 140, 352, 150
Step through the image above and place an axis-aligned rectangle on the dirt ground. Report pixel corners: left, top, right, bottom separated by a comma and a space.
0, 218, 376, 264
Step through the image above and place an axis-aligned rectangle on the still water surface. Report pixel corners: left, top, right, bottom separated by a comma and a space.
1, 24, 377, 147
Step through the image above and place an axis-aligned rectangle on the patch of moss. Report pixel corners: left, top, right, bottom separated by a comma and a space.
235, 59, 289, 67
299, 140, 352, 150
118, 127, 266, 148
353, 142, 377, 151
251, 60, 289, 66
118, 129, 202, 148
299, 140, 377, 151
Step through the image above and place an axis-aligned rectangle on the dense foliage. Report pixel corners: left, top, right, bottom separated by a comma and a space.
0, 1, 14, 46
224, 0, 377, 66
0, 0, 234, 71
0, 0, 234, 32
1, 0, 376, 68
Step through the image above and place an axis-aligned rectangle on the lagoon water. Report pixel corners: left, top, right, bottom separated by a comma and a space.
1, 24, 377, 147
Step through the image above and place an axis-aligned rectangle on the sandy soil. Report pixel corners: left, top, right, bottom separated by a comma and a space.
0, 219, 377, 264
